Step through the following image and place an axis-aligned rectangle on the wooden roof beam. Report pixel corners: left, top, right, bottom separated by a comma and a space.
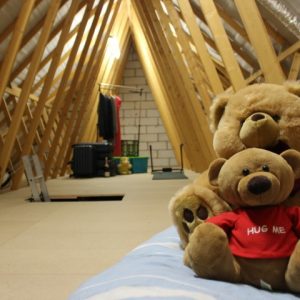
164, 0, 212, 114
288, 52, 300, 80
10, 0, 82, 188
0, 0, 62, 182
32, 6, 101, 94
20, 3, 100, 91
131, 0, 214, 171
127, 1, 186, 168
245, 41, 300, 84
191, 0, 257, 74
78, 0, 123, 143
38, 0, 97, 179
198, 0, 246, 91
177, 0, 223, 94
0, 0, 43, 48
234, 0, 285, 84
153, 0, 215, 163
50, 0, 107, 178
0, 0, 35, 108
63, 4, 129, 174
9, 0, 87, 83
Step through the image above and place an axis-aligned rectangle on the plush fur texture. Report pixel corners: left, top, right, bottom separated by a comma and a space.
184, 148, 300, 292
211, 82, 300, 159
169, 81, 300, 248
169, 178, 231, 248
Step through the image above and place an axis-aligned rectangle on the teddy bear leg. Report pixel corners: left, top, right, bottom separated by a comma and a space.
185, 223, 240, 283
285, 241, 300, 293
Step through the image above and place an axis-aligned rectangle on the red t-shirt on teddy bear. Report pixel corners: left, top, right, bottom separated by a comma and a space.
206, 205, 300, 259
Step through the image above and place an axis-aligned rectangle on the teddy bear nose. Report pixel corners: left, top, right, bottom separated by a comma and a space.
251, 113, 265, 121
247, 176, 271, 194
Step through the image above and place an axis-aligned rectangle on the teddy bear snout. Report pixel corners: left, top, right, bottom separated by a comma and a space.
247, 175, 271, 195
239, 112, 279, 149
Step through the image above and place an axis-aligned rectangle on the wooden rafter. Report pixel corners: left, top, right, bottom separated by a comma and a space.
0, 0, 35, 109
189, 1, 256, 76
0, 0, 62, 182
0, 0, 299, 189
127, 0, 185, 167
164, 0, 212, 114
234, 0, 285, 84
50, 0, 106, 178
0, 0, 43, 48
198, 0, 246, 91
11, 0, 82, 188
178, 0, 223, 94
131, 0, 215, 171
245, 40, 300, 84
39, 0, 96, 178
86, 3, 131, 143
9, 0, 86, 83
288, 52, 300, 80
153, 0, 214, 163
31, 6, 99, 93
61, 1, 128, 175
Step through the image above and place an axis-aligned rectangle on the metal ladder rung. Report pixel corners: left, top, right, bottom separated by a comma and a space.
31, 175, 43, 181
22, 155, 50, 202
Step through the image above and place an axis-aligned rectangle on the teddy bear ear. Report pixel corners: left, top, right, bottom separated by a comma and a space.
209, 93, 231, 133
208, 158, 227, 186
284, 81, 300, 97
281, 149, 300, 178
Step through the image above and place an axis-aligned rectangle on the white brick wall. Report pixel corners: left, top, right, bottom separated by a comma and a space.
119, 45, 177, 168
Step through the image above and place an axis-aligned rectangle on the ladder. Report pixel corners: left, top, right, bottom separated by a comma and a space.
22, 155, 50, 202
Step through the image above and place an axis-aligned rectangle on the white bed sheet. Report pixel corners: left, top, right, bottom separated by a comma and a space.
69, 226, 300, 300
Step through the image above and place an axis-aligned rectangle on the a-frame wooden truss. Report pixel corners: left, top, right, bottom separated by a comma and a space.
0, 0, 299, 190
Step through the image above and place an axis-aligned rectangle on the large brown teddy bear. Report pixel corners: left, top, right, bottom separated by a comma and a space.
169, 81, 300, 248
184, 148, 300, 292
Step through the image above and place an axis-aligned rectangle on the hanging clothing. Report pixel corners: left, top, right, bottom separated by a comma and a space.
98, 93, 115, 140
113, 96, 122, 156
98, 93, 122, 155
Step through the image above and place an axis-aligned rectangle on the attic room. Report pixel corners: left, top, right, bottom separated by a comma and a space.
0, 0, 299, 299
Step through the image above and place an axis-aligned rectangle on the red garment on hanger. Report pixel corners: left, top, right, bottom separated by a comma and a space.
113, 96, 122, 156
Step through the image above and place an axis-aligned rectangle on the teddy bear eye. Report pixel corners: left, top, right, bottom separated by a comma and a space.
242, 168, 250, 176
262, 165, 270, 172
272, 115, 280, 122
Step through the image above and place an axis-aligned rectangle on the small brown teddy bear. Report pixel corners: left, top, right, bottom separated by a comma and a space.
184, 148, 300, 292
169, 81, 300, 249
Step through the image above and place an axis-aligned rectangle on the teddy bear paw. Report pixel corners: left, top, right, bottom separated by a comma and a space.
181, 205, 209, 235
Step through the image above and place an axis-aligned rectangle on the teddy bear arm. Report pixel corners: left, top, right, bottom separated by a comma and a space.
286, 206, 300, 237
286, 240, 300, 293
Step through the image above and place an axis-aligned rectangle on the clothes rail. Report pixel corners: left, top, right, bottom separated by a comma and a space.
98, 83, 143, 96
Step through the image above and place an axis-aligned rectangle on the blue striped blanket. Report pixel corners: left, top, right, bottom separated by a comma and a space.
69, 226, 300, 300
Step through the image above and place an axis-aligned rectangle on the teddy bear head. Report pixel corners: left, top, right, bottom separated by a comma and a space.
208, 148, 300, 208
210, 82, 300, 159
